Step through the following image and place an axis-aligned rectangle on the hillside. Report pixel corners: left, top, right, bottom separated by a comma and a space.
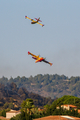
0, 82, 53, 110
0, 74, 80, 99
52, 95, 80, 109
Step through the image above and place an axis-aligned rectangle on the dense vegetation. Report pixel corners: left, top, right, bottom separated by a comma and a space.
0, 95, 80, 119
0, 74, 80, 98
0, 82, 53, 110
51, 95, 80, 109
10, 96, 80, 120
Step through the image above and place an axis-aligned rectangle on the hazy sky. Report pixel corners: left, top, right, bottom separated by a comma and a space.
0, 0, 80, 78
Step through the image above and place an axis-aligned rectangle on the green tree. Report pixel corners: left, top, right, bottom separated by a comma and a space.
9, 102, 14, 109
3, 102, 9, 109
1, 109, 6, 117
21, 98, 34, 115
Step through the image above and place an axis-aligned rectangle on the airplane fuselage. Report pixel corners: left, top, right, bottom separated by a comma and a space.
35, 57, 44, 63
31, 21, 38, 24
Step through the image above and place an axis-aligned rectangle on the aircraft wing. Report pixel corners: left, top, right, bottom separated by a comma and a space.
28, 51, 39, 59
42, 59, 52, 66
25, 16, 35, 22
37, 22, 44, 27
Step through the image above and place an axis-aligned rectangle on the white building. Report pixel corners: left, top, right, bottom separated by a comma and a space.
61, 104, 77, 110
6, 110, 21, 119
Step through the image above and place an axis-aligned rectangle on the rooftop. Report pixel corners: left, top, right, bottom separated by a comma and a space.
33, 115, 80, 120
6, 110, 20, 113
61, 105, 77, 108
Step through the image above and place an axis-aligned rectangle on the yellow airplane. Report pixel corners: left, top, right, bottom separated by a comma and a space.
25, 16, 44, 27
28, 51, 52, 66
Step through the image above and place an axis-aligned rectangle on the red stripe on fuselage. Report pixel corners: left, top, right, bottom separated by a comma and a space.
38, 58, 44, 62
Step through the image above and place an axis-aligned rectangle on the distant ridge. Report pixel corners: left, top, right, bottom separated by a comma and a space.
0, 74, 80, 99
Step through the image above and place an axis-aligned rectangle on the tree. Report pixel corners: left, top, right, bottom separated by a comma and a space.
21, 98, 34, 115
3, 102, 9, 109
1, 109, 6, 117
9, 102, 14, 109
